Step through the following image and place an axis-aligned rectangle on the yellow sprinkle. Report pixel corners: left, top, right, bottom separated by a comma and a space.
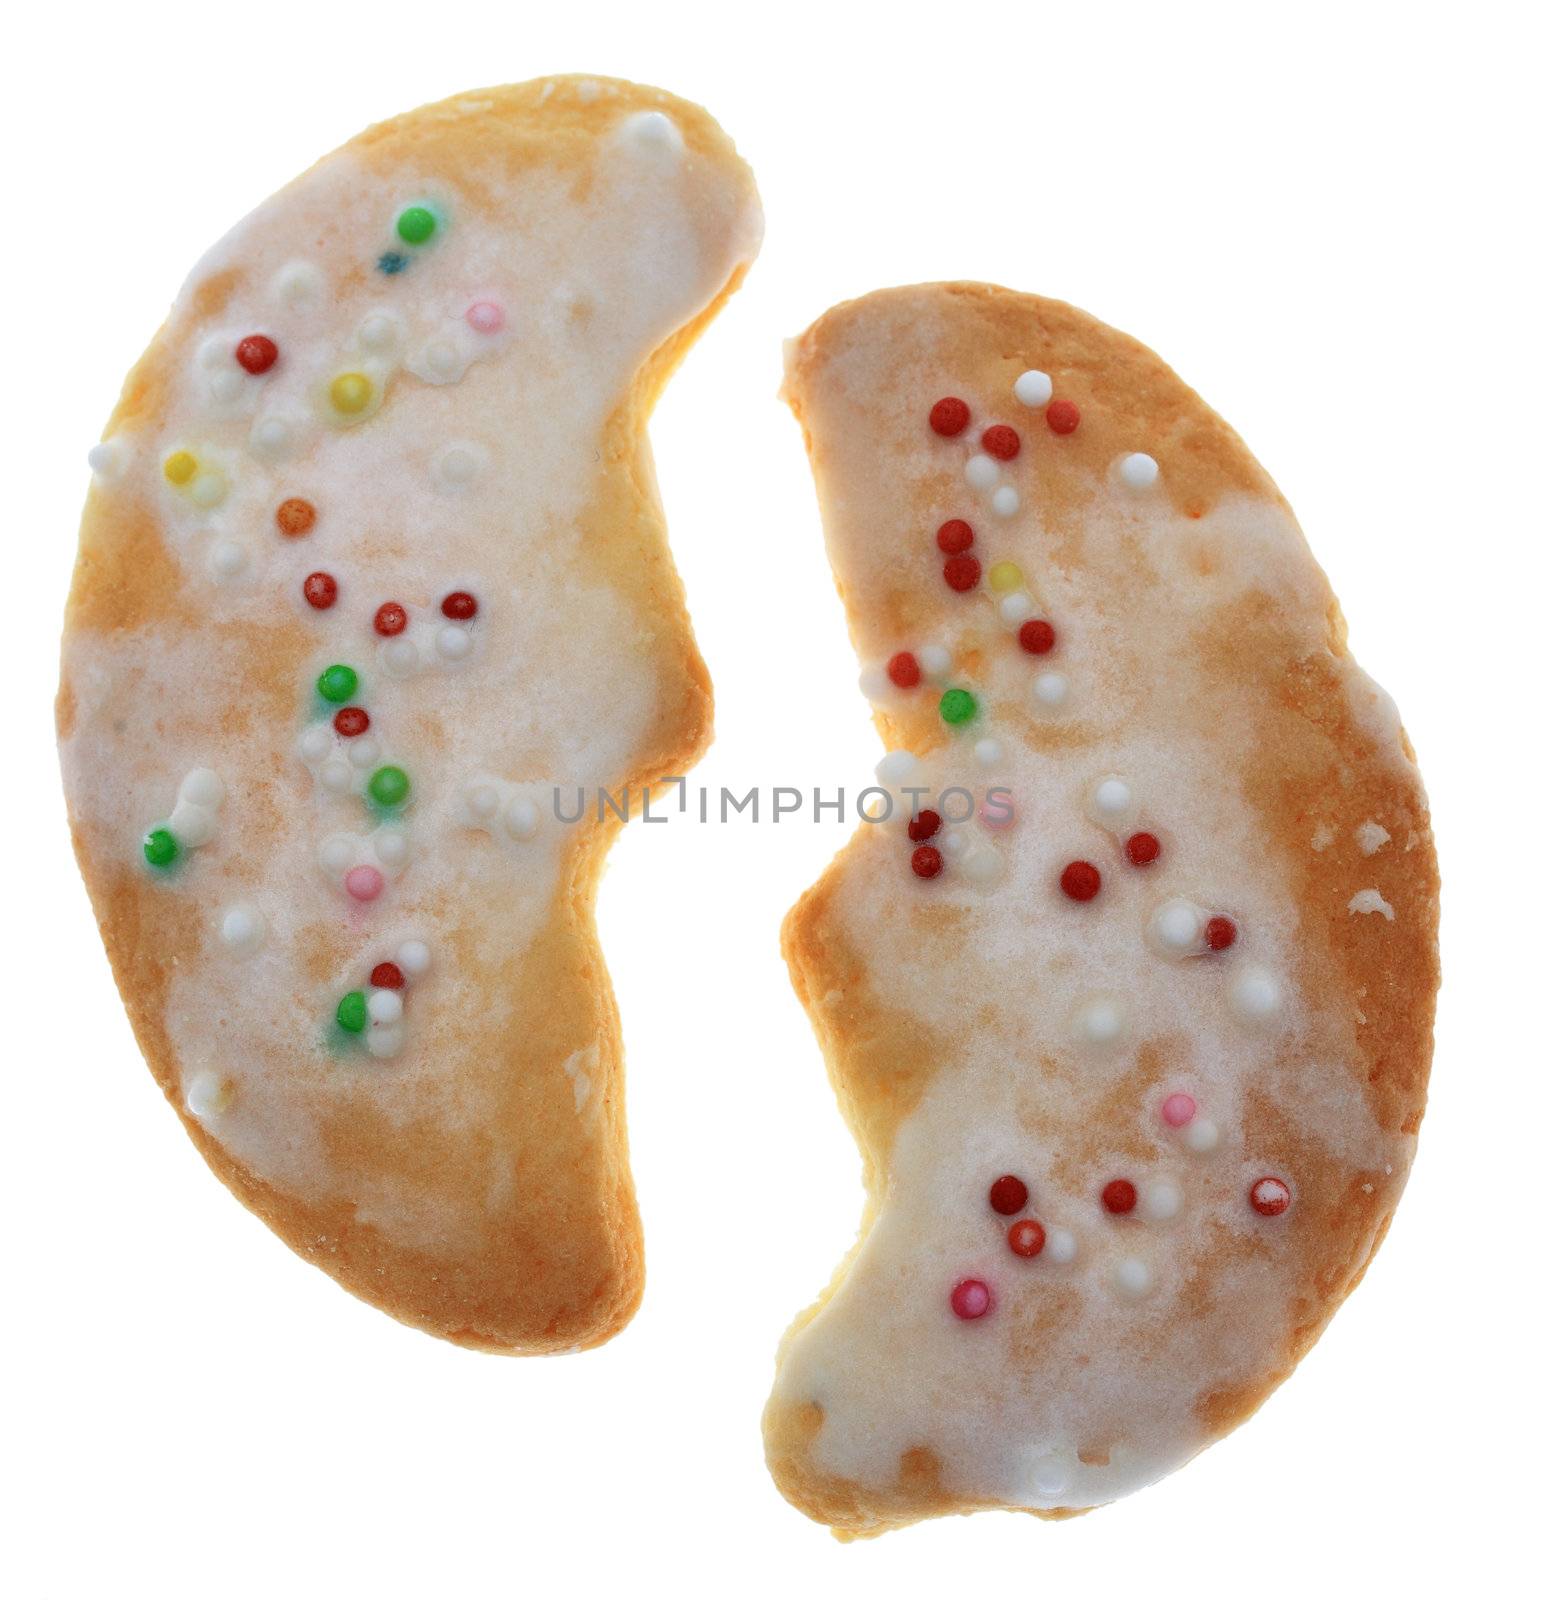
989, 561, 1024, 594
163, 450, 198, 486
330, 372, 373, 415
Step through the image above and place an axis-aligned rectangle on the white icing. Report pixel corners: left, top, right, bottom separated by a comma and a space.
1348, 888, 1395, 921
1356, 820, 1390, 855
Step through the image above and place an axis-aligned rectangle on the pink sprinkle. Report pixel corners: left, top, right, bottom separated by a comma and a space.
345, 865, 385, 902
466, 301, 505, 334
949, 1278, 993, 1320
1162, 1092, 1197, 1129
978, 797, 1016, 830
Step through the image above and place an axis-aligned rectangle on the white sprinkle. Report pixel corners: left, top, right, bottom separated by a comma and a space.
1013, 369, 1053, 408
167, 799, 216, 848
1119, 452, 1159, 489
1348, 888, 1396, 921
505, 797, 540, 840
858, 666, 890, 701
919, 644, 952, 678
348, 736, 381, 770
876, 750, 924, 787
438, 444, 482, 486
1032, 671, 1069, 709
189, 471, 227, 509
1073, 996, 1126, 1048
938, 827, 967, 859
207, 538, 248, 579
250, 415, 296, 459
219, 904, 264, 953
208, 366, 244, 405
320, 758, 355, 794
1185, 1116, 1221, 1154
1356, 821, 1390, 855
1112, 1257, 1154, 1298
365, 1022, 404, 1060
1091, 776, 1134, 824
974, 737, 1004, 767
466, 783, 499, 820
1045, 1227, 1078, 1265
87, 440, 128, 480
180, 769, 225, 808
436, 624, 472, 661
358, 313, 399, 353
1230, 965, 1282, 1022
374, 829, 409, 868
1027, 1452, 1075, 1498
397, 939, 432, 977
424, 341, 460, 381
1142, 1179, 1183, 1221
197, 336, 229, 373
297, 727, 331, 763
992, 485, 1020, 518
621, 108, 683, 152
318, 836, 355, 874
998, 592, 1033, 626
185, 1070, 229, 1120
274, 260, 325, 313
381, 638, 421, 677
965, 454, 1000, 491
1151, 898, 1203, 955
368, 988, 404, 1024
961, 844, 1004, 887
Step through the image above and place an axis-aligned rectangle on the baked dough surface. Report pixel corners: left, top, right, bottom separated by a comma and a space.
764, 284, 1436, 1533
59, 77, 760, 1352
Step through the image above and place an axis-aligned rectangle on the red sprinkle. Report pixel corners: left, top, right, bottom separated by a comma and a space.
936, 518, 975, 554
1046, 399, 1081, 434
1126, 831, 1161, 866
929, 397, 971, 437
374, 601, 408, 637
989, 1174, 1029, 1215
887, 650, 921, 689
907, 810, 942, 843
1206, 915, 1238, 951
1007, 1219, 1047, 1258
910, 845, 943, 879
1060, 859, 1102, 901
1018, 618, 1056, 655
1250, 1177, 1291, 1217
944, 554, 982, 592
949, 1278, 992, 1320
1101, 1179, 1138, 1215
333, 706, 370, 738
441, 590, 478, 621
370, 961, 405, 991
982, 424, 1020, 461
235, 334, 279, 375
303, 571, 337, 610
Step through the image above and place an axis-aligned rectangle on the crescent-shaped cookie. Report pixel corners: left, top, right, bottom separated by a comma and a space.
764, 284, 1436, 1532
59, 77, 761, 1352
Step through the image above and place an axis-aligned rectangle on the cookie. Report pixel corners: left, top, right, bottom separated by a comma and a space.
763, 284, 1436, 1533
59, 77, 761, 1352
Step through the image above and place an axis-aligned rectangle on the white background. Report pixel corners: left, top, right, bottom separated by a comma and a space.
4, 2, 1554, 1594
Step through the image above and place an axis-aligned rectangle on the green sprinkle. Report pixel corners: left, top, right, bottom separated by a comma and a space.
939, 687, 978, 726
368, 765, 410, 808
317, 664, 359, 704
396, 206, 437, 245
336, 990, 367, 1033
143, 827, 179, 867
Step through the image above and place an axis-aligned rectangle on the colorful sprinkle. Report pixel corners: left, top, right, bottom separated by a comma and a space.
1126, 831, 1161, 866
336, 990, 368, 1033
143, 827, 178, 868
303, 571, 338, 610
466, 300, 504, 333
1018, 618, 1056, 655
330, 373, 373, 415
1101, 1179, 1138, 1215
377, 252, 407, 275
940, 687, 978, 725
333, 707, 370, 737
368, 765, 411, 808
1161, 1092, 1197, 1128
989, 1174, 1029, 1215
1060, 859, 1102, 901
910, 844, 943, 879
949, 1278, 993, 1320
1250, 1177, 1292, 1217
370, 961, 405, 990
344, 865, 384, 903
396, 205, 437, 244
887, 651, 920, 689
1007, 1219, 1047, 1258
936, 518, 975, 554
276, 497, 316, 537
1206, 915, 1238, 951
441, 590, 478, 621
907, 810, 942, 843
982, 424, 1020, 461
374, 602, 408, 637
1046, 399, 1081, 435
929, 397, 971, 437
943, 554, 982, 592
988, 560, 1024, 594
163, 450, 197, 486
235, 335, 279, 375
316, 664, 359, 704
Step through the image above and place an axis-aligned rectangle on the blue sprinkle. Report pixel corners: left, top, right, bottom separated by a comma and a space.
377, 251, 407, 275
